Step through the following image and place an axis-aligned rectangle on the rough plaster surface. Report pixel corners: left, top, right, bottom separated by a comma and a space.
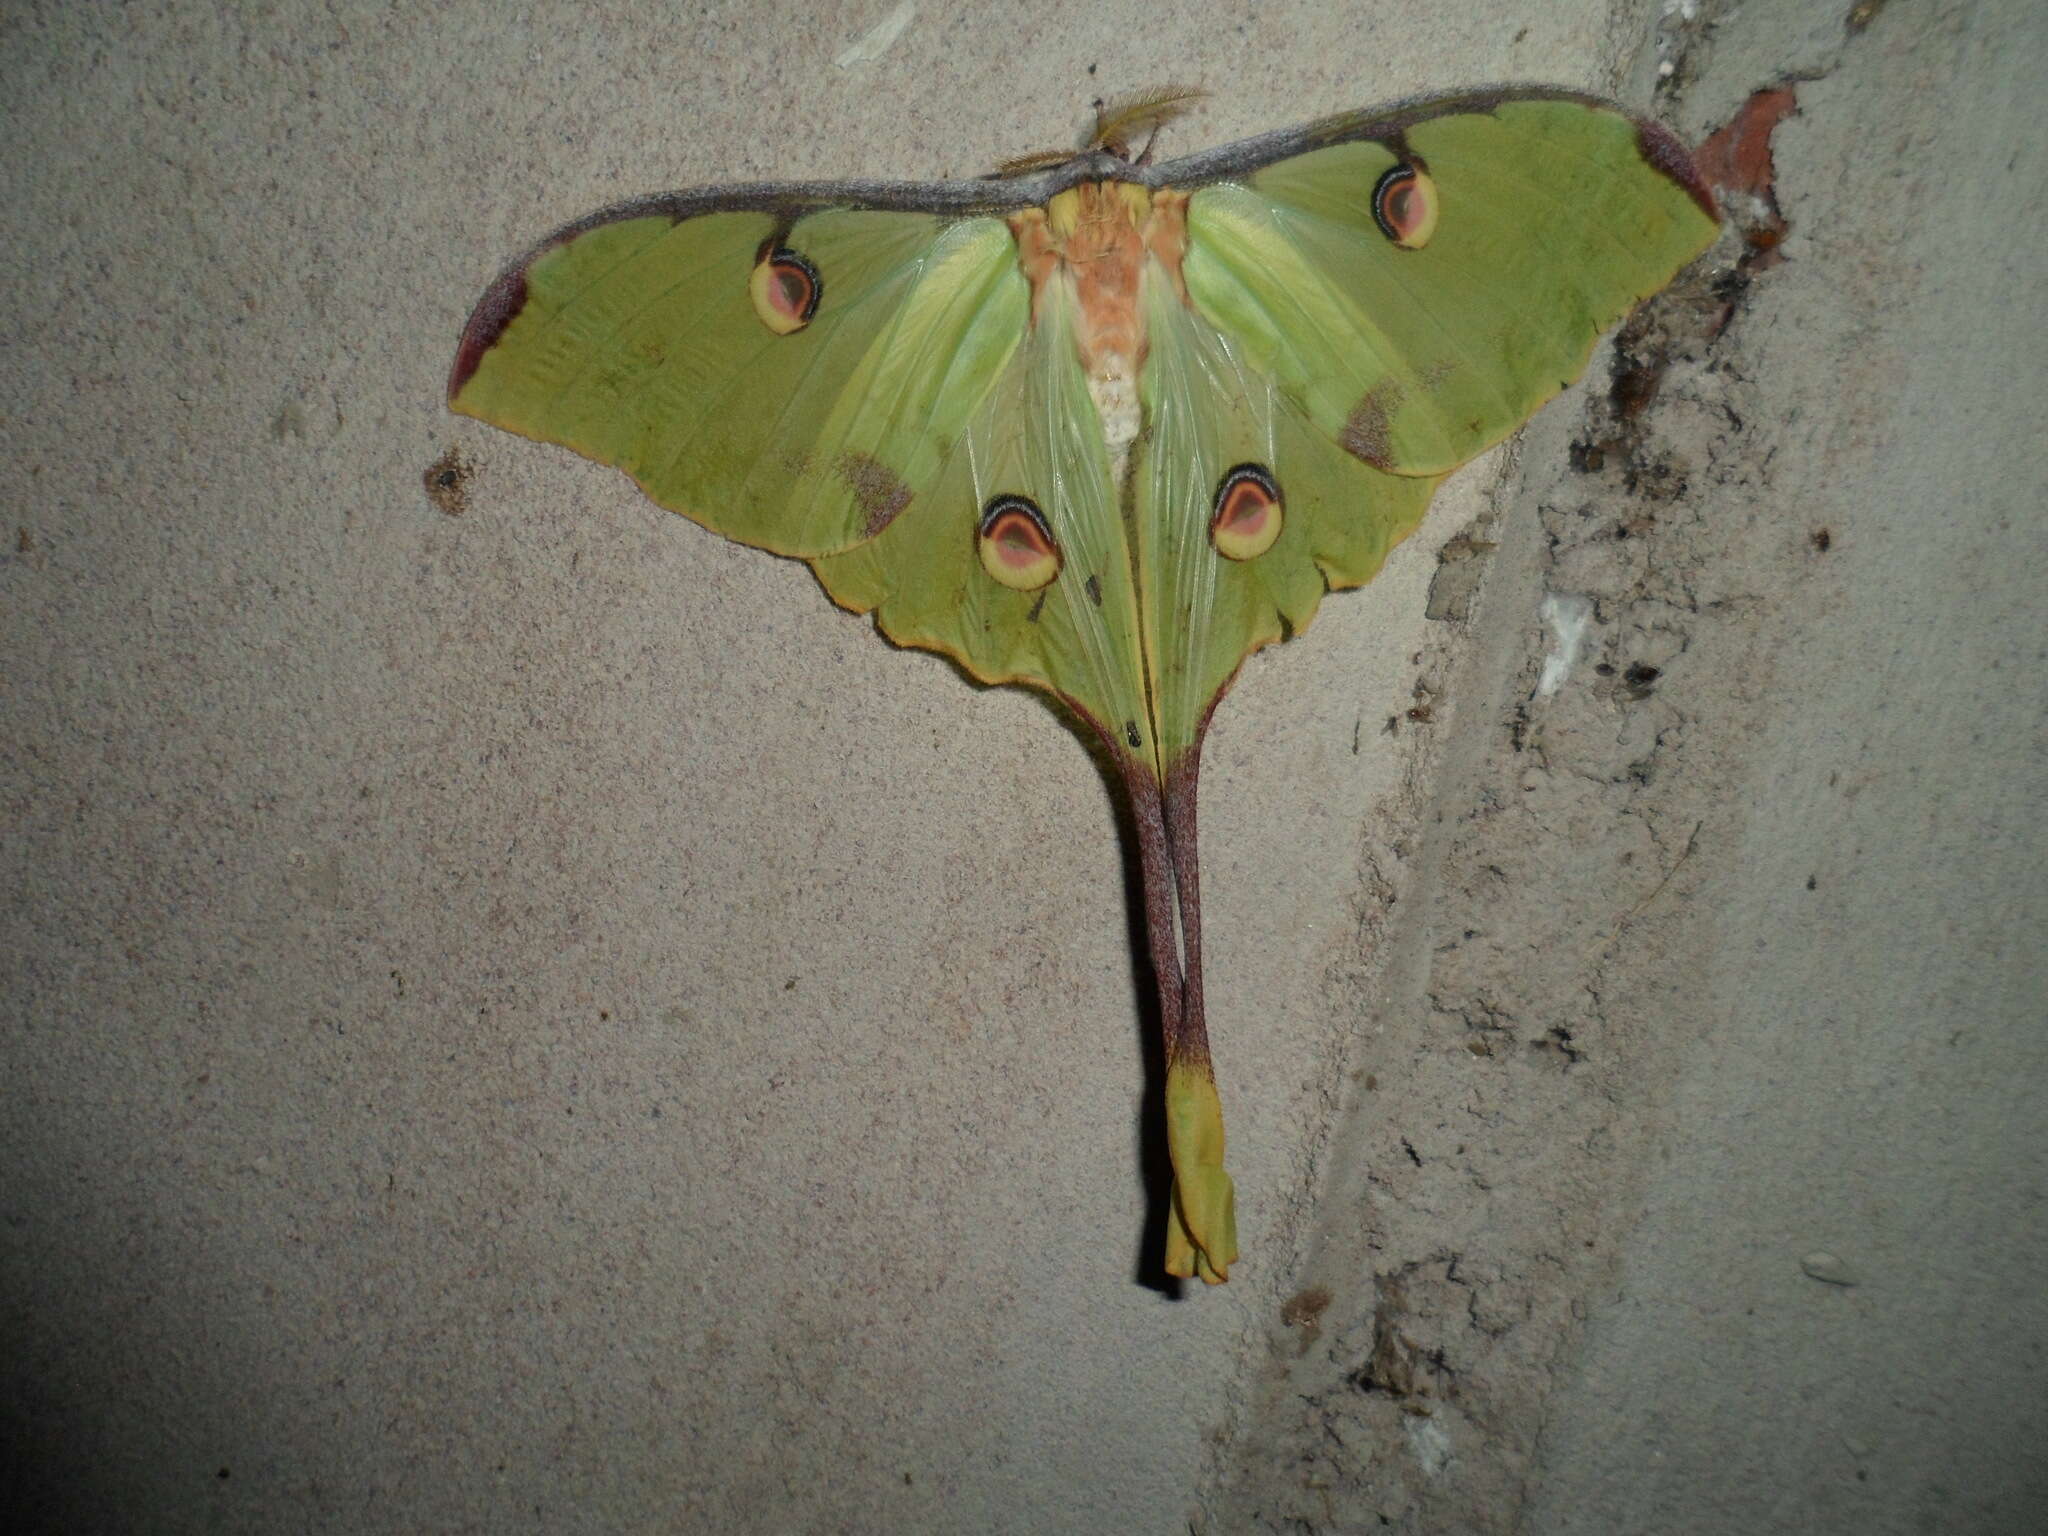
1211, 1, 2048, 1531
2, 2, 2039, 1533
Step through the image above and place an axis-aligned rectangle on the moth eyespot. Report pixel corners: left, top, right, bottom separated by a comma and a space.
1371, 164, 1438, 249
977, 494, 1061, 591
1210, 464, 1283, 561
749, 246, 820, 334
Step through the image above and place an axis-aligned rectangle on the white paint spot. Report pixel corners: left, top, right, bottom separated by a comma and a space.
835, 2, 916, 67
1536, 593, 1593, 698
1403, 1413, 1453, 1478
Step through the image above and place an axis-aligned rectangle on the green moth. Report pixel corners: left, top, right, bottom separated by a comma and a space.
449, 87, 1719, 1285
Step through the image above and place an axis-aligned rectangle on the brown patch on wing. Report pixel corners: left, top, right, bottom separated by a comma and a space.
1341, 382, 1403, 468
837, 451, 912, 537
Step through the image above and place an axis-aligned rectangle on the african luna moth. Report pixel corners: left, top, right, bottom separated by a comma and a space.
449, 87, 1719, 1285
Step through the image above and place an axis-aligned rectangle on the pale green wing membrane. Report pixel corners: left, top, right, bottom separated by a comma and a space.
1121, 97, 1713, 1284
1178, 97, 1718, 476
812, 273, 1149, 754
1127, 264, 1438, 1282
1133, 94, 1720, 762
452, 207, 1027, 557
1132, 262, 1440, 772
449, 90, 1721, 1291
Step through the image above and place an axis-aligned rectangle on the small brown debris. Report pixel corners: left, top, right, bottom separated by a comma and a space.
424, 447, 472, 516
1282, 1286, 1333, 1328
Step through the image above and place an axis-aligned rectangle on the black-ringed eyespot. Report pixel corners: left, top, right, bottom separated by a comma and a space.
749, 246, 821, 333
1371, 164, 1438, 249
977, 494, 1061, 591
1209, 464, 1283, 561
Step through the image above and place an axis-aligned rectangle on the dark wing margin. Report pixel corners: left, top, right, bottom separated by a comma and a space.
1144, 84, 1717, 220
447, 159, 1128, 400
451, 88, 1717, 402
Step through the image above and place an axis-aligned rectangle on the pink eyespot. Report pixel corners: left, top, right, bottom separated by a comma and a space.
1372, 164, 1439, 250
749, 246, 821, 333
1210, 464, 1283, 561
977, 494, 1061, 591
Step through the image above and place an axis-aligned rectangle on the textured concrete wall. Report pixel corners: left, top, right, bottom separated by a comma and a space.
1213, 1, 2048, 1531
5, 2, 2039, 1533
